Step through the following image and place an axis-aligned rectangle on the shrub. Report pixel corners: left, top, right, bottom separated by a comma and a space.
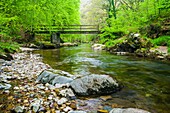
0, 42, 20, 54
151, 36, 170, 46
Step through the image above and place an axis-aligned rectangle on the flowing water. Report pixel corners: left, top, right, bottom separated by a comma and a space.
34, 44, 170, 113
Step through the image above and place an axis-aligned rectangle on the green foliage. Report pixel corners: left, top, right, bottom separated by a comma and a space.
151, 36, 170, 46
151, 36, 170, 53
159, 0, 170, 9
97, 0, 170, 49
0, 0, 80, 45
0, 42, 20, 54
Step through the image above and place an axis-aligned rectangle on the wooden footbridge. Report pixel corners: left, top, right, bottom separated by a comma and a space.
30, 25, 100, 46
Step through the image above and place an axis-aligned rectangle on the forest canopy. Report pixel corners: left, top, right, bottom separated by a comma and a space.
0, 0, 80, 41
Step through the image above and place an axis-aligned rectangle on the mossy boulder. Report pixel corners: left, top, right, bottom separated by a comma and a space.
109, 33, 152, 53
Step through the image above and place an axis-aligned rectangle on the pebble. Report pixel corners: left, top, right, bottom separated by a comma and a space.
14, 106, 25, 113
100, 96, 112, 101
97, 110, 108, 113
14, 86, 20, 90
70, 102, 77, 110
68, 111, 87, 113
57, 98, 68, 105
48, 95, 53, 100
0, 51, 151, 113
63, 106, 72, 112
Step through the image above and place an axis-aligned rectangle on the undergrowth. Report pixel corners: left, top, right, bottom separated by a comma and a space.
151, 36, 170, 53
0, 42, 20, 54
151, 36, 170, 46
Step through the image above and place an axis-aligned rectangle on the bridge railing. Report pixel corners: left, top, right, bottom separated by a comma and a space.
31, 25, 99, 33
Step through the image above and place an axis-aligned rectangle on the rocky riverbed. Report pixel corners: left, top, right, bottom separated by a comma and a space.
0, 51, 151, 113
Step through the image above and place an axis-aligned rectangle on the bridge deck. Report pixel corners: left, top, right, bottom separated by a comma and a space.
32, 25, 100, 34
34, 30, 100, 34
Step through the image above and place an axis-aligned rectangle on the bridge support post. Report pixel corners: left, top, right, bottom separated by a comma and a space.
51, 32, 60, 48
56, 33, 60, 48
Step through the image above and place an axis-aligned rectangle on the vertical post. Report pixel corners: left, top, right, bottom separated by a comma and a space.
56, 33, 60, 48
51, 33, 57, 43
80, 25, 82, 31
51, 32, 60, 48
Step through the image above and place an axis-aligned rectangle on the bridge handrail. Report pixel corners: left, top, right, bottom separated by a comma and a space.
31, 25, 99, 32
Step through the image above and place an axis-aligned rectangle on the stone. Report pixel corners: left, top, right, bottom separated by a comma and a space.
63, 106, 72, 112
103, 106, 112, 112
70, 74, 120, 96
109, 33, 151, 54
60, 43, 78, 47
51, 76, 73, 85
92, 44, 106, 50
14, 86, 20, 90
2, 67, 12, 72
100, 96, 112, 101
0, 59, 5, 64
59, 88, 75, 98
111, 104, 119, 108
98, 105, 104, 109
98, 110, 109, 113
57, 98, 68, 105
62, 104, 66, 108
36, 70, 73, 85
31, 99, 42, 112
14, 106, 24, 113
68, 111, 87, 113
109, 108, 151, 113
36, 70, 57, 83
55, 110, 61, 113
0, 53, 13, 61
48, 95, 53, 100
0, 83, 11, 90
36, 84, 45, 90
66, 102, 71, 106
156, 55, 165, 60
23, 100, 29, 104
70, 102, 77, 110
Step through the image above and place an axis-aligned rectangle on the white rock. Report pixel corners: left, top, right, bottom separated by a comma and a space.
57, 98, 68, 105
63, 106, 72, 112
14, 86, 20, 90
59, 88, 75, 97
14, 106, 25, 113
48, 95, 53, 100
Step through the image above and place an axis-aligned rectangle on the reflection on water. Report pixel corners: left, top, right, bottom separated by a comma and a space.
34, 44, 170, 113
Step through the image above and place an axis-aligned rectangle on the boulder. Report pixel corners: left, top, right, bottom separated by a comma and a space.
109, 108, 150, 113
60, 43, 78, 47
109, 33, 152, 53
37, 70, 121, 96
70, 74, 120, 96
92, 44, 106, 50
51, 76, 73, 85
36, 70, 73, 85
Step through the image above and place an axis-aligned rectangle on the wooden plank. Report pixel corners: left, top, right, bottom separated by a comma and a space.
34, 31, 101, 34
32, 24, 100, 34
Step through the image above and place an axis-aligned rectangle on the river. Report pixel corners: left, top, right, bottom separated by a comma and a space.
34, 44, 170, 113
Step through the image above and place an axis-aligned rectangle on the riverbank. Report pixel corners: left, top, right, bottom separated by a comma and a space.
0, 49, 153, 113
